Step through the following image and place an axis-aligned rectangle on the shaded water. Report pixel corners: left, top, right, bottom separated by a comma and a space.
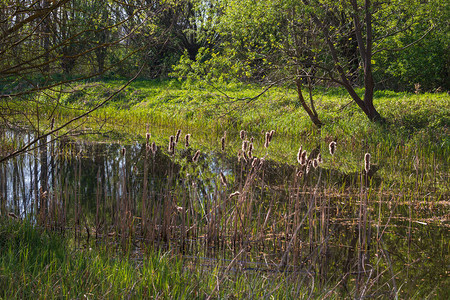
1, 129, 449, 298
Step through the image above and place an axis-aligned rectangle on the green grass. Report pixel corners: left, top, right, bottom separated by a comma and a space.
32, 79, 448, 190
0, 218, 331, 299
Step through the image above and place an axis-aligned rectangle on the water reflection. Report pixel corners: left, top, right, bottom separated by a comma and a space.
0, 129, 448, 298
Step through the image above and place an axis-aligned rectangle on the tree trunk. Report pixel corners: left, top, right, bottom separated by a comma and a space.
296, 78, 322, 128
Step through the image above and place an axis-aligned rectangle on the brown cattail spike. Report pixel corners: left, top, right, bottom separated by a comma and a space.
151, 142, 157, 155
185, 134, 190, 148
240, 130, 246, 140
297, 146, 303, 164
252, 157, 259, 168
221, 136, 225, 151
364, 153, 371, 173
242, 140, 248, 152
146, 132, 151, 145
300, 150, 308, 166
192, 150, 200, 163
264, 132, 270, 148
268, 130, 275, 142
317, 153, 323, 164
312, 159, 318, 169
175, 129, 181, 143
121, 147, 126, 156
306, 160, 311, 174
329, 141, 336, 156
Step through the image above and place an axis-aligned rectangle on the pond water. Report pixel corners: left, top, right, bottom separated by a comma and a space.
1, 129, 449, 298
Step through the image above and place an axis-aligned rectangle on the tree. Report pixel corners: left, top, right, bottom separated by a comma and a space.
215, 0, 442, 125
0, 0, 166, 162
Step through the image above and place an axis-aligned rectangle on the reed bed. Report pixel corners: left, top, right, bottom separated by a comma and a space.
1, 126, 448, 298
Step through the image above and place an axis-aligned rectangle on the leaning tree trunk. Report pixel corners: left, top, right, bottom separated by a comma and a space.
296, 78, 323, 128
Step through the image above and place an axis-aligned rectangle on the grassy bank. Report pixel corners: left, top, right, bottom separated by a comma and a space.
28, 79, 449, 190
0, 218, 325, 299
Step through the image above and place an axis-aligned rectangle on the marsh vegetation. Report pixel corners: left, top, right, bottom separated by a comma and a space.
1, 85, 448, 298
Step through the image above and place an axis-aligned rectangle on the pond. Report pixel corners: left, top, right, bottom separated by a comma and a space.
1, 128, 449, 298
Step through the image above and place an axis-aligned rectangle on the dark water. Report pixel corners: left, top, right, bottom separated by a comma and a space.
1, 129, 449, 298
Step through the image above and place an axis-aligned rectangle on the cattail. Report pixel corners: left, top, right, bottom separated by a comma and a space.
168, 136, 174, 153
242, 140, 248, 152
240, 130, 246, 140
151, 141, 157, 155
364, 153, 371, 173
252, 157, 259, 168
242, 150, 249, 162
259, 158, 265, 166
221, 136, 225, 151
317, 153, 323, 164
220, 172, 227, 186
185, 134, 190, 148
296, 170, 303, 178
297, 146, 303, 164
268, 130, 275, 142
237, 149, 243, 162
248, 148, 253, 159
192, 150, 200, 163
121, 147, 126, 156
175, 129, 181, 143
250, 136, 254, 143
329, 141, 336, 156
146, 132, 151, 145
312, 159, 318, 169
306, 160, 311, 174
300, 150, 308, 166
264, 132, 270, 148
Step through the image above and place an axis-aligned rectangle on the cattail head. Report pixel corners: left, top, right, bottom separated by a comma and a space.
317, 153, 323, 164
264, 132, 270, 148
312, 159, 318, 169
240, 130, 246, 140
220, 172, 227, 186
300, 150, 308, 166
121, 147, 126, 156
221, 136, 225, 151
168, 136, 174, 153
250, 136, 254, 143
259, 158, 265, 167
242, 140, 248, 152
151, 141, 157, 156
306, 160, 311, 174
192, 150, 200, 163
185, 134, 190, 148
268, 130, 275, 142
248, 148, 253, 159
364, 153, 371, 173
329, 141, 336, 156
175, 129, 181, 143
146, 132, 151, 145
237, 149, 242, 162
297, 146, 303, 164
252, 157, 259, 168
